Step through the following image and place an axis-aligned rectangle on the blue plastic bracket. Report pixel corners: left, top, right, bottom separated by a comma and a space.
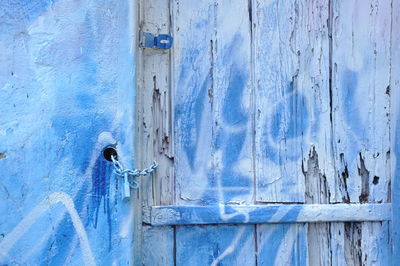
140, 32, 173, 50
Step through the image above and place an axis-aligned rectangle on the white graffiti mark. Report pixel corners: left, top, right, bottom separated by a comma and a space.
16, 132, 120, 264
0, 192, 96, 266
210, 149, 251, 266
210, 226, 246, 266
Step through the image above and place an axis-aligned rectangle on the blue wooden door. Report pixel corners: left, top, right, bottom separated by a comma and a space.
0, 0, 138, 264
139, 0, 398, 265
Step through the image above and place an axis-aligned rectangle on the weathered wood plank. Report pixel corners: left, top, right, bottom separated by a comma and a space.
142, 225, 174, 266
137, 0, 175, 264
138, 0, 174, 207
357, 221, 390, 266
304, 146, 347, 265
173, 0, 254, 205
209, 0, 254, 205
172, 0, 215, 205
144, 203, 391, 226
252, 0, 331, 263
254, 0, 332, 203
331, 0, 391, 204
172, 2, 256, 265
175, 225, 255, 266
331, 1, 393, 265
257, 223, 308, 266
300, 146, 394, 266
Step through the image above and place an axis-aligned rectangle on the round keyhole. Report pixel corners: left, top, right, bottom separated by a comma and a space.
103, 146, 118, 162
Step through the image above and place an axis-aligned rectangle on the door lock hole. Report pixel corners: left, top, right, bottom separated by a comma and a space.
103, 146, 118, 162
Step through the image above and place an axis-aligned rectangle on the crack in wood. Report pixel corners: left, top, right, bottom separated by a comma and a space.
358, 153, 370, 203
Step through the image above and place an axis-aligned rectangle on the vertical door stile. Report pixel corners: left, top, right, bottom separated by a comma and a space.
138, 0, 175, 264
172, 1, 216, 264
332, 1, 392, 265
253, 0, 329, 264
173, 0, 215, 207
173, 1, 256, 265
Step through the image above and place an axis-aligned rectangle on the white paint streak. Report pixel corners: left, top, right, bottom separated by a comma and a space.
210, 226, 246, 266
0, 192, 96, 266
120, 204, 135, 238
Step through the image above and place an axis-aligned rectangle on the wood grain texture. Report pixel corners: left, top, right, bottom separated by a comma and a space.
257, 223, 308, 266
172, 2, 256, 264
144, 203, 391, 225
254, 0, 331, 204
305, 147, 346, 266
331, 1, 392, 265
211, 0, 254, 205
172, 0, 215, 205
142, 225, 175, 265
175, 225, 255, 266
252, 0, 330, 263
331, 0, 391, 204
137, 0, 174, 208
173, 0, 254, 205
138, 0, 395, 265
137, 0, 175, 264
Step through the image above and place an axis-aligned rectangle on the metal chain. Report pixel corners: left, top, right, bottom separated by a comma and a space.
111, 155, 158, 189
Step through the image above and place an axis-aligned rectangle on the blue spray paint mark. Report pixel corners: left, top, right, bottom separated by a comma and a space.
264, 81, 309, 164
342, 70, 360, 130
341, 69, 363, 162
41, 179, 91, 265
290, 229, 308, 266
221, 68, 248, 126
0, 0, 57, 36
211, 34, 251, 203
270, 93, 308, 140
38, 11, 116, 263
176, 75, 211, 170
258, 207, 302, 265
201, 60, 250, 203
0, 0, 135, 263
176, 225, 254, 265
176, 31, 252, 208
89, 155, 113, 249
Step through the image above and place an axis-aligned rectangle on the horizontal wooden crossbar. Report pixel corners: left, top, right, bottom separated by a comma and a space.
143, 203, 392, 226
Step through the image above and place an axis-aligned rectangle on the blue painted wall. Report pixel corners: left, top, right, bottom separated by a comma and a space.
0, 0, 136, 264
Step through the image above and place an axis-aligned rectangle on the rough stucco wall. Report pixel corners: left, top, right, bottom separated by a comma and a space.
0, 0, 136, 264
